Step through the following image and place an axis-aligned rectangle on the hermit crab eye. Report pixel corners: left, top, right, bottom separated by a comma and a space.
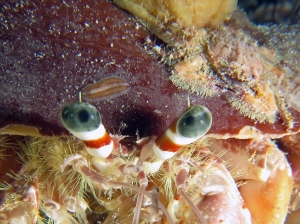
153, 105, 212, 161
61, 102, 101, 132
177, 105, 212, 138
61, 102, 113, 158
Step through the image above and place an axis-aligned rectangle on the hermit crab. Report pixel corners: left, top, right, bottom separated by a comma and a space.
0, 97, 293, 223
0, 100, 252, 223
0, 0, 299, 223
60, 101, 216, 223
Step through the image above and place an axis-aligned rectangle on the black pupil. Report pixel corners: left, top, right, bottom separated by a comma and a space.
78, 109, 90, 123
177, 106, 212, 138
184, 115, 195, 126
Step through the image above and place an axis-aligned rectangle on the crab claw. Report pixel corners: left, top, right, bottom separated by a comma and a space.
0, 178, 39, 224
209, 138, 293, 224
196, 165, 251, 224
278, 133, 300, 223
168, 148, 251, 224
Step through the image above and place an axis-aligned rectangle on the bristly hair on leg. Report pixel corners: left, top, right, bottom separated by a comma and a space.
102, 197, 136, 224
15, 136, 98, 223
0, 135, 17, 159
17, 137, 46, 174
177, 136, 212, 159
156, 158, 176, 201
42, 136, 99, 200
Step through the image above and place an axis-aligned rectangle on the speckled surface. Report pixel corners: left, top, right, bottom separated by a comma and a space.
1, 0, 299, 138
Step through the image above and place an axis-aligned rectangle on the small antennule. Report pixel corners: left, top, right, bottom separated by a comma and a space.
61, 102, 113, 158
78, 91, 82, 102
153, 105, 212, 160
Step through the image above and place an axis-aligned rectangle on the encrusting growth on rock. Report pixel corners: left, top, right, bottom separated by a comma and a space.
114, 0, 300, 130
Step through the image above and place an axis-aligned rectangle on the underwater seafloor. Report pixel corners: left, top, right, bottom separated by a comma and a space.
0, 0, 300, 223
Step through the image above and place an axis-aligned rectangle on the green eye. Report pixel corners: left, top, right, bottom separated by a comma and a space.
177, 105, 212, 138
61, 102, 101, 132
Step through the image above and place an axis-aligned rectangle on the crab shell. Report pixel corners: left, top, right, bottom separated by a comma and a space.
209, 138, 293, 224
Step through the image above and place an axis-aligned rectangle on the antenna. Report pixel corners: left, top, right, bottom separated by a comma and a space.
79, 91, 82, 102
